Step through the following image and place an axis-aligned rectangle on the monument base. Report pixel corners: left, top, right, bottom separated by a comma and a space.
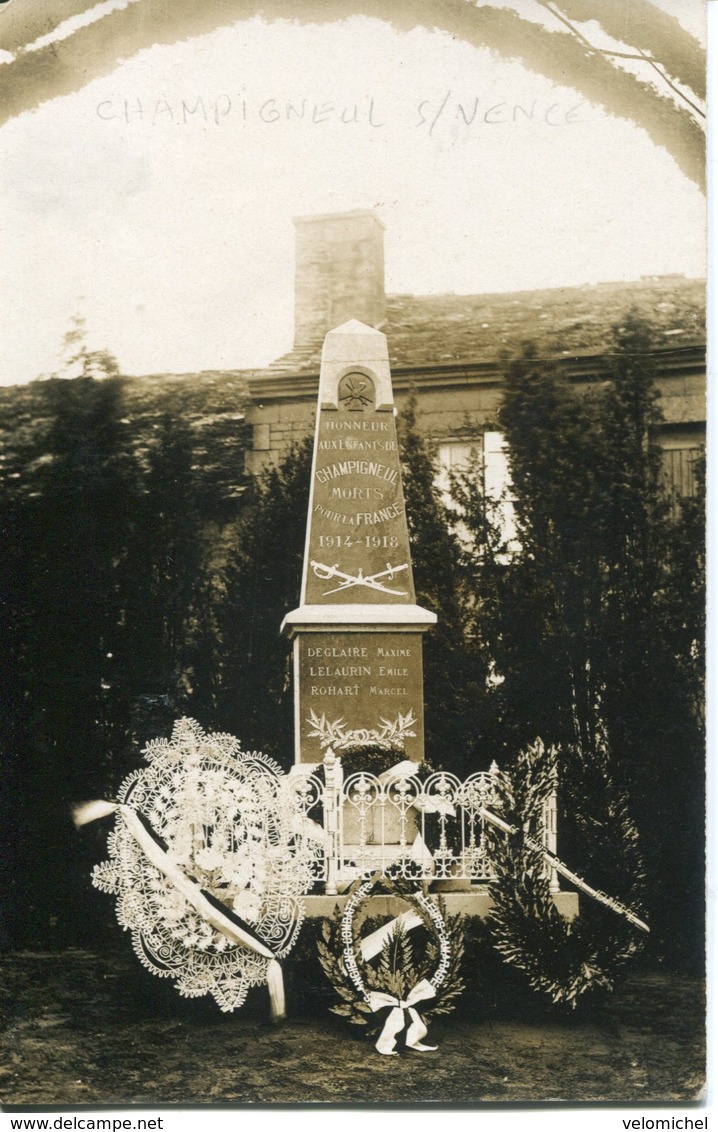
302, 891, 580, 922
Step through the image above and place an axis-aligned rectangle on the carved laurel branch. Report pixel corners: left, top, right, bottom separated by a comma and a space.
306, 709, 417, 751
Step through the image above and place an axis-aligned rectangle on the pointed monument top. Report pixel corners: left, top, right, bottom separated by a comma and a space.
326, 319, 386, 337
319, 320, 392, 408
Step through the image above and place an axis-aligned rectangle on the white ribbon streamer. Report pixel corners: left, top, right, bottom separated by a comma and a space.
368, 977, 438, 1056
75, 800, 286, 1019
360, 910, 423, 960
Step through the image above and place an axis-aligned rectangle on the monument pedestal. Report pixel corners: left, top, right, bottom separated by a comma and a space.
282, 604, 435, 765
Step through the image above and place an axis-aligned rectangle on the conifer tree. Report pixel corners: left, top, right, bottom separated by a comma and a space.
398, 395, 490, 773
4, 366, 139, 943
116, 413, 213, 744
454, 319, 704, 966
216, 438, 313, 762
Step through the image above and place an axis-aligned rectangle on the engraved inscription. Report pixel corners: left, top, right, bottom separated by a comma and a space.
302, 398, 415, 605
298, 632, 424, 760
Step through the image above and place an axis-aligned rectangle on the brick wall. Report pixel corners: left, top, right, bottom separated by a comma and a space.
245, 400, 315, 475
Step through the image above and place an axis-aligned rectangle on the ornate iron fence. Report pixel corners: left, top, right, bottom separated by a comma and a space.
287, 751, 557, 895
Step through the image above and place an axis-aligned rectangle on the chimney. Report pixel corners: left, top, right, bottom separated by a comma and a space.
292, 209, 386, 349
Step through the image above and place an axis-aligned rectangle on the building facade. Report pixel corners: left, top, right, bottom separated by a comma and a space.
245, 209, 705, 502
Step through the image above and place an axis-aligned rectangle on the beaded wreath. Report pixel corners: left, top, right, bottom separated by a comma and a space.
317, 872, 465, 1037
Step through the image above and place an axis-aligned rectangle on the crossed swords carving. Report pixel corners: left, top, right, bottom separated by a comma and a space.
311, 560, 409, 596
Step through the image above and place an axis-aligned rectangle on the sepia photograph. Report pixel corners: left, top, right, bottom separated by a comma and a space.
0, 0, 708, 1116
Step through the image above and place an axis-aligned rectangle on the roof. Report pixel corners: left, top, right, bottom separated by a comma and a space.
265, 275, 706, 377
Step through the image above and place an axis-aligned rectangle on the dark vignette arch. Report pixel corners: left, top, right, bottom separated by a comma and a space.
550, 0, 705, 101
0, 0, 706, 190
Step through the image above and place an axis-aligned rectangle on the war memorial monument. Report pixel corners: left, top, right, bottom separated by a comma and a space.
282, 319, 436, 767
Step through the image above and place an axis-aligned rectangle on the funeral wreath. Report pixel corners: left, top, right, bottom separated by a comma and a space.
316, 872, 465, 1055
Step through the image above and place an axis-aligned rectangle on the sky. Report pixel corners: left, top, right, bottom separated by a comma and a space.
0, 0, 707, 384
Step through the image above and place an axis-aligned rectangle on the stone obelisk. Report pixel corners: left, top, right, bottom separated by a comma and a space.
281, 321, 436, 765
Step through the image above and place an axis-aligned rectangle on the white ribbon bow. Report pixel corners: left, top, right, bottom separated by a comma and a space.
368, 978, 438, 1056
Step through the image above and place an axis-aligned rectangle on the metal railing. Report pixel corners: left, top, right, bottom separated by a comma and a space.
288, 751, 558, 895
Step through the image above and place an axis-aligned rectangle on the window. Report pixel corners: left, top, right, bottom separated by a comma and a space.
661, 445, 703, 500
483, 431, 518, 549
435, 432, 518, 552
435, 439, 480, 499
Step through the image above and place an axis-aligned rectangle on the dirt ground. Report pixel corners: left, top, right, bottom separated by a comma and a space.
0, 949, 706, 1109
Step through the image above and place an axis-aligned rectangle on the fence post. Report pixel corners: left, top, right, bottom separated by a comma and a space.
323, 748, 342, 895
543, 779, 559, 894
